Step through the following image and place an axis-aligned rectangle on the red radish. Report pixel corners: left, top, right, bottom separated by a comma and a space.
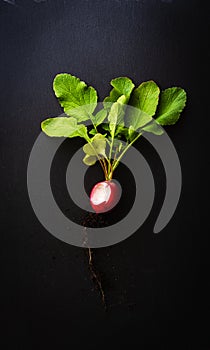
90, 180, 122, 213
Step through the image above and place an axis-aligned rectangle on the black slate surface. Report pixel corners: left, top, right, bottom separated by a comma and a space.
1, 0, 209, 348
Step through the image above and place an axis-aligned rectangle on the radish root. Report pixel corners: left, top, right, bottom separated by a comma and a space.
87, 247, 106, 309
82, 224, 106, 309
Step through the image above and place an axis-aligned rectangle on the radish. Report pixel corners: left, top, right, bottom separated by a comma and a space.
41, 74, 187, 213
42, 74, 186, 195
40, 73, 187, 308
90, 180, 122, 213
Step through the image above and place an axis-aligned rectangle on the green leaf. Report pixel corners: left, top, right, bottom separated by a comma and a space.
111, 77, 135, 96
41, 117, 89, 139
156, 87, 187, 125
83, 143, 96, 156
125, 108, 152, 131
108, 99, 125, 137
91, 109, 107, 126
114, 125, 129, 139
127, 126, 138, 141
89, 128, 97, 136
75, 125, 89, 139
141, 120, 164, 135
104, 77, 133, 138
129, 80, 160, 117
83, 133, 107, 158
53, 73, 97, 122
101, 123, 110, 132
83, 155, 97, 166
104, 77, 135, 105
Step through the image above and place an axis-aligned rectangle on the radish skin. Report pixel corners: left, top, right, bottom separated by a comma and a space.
90, 180, 122, 213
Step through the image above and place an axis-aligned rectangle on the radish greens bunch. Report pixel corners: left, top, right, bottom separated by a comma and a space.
41, 74, 186, 180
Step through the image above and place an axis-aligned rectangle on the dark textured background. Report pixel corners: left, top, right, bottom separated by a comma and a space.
1, 0, 209, 348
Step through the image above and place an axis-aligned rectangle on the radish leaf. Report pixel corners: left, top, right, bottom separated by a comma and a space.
104, 77, 135, 104
108, 99, 125, 138
41, 117, 89, 139
83, 133, 107, 158
91, 109, 107, 127
126, 109, 152, 131
53, 73, 97, 122
156, 87, 187, 125
83, 155, 97, 166
130, 80, 160, 117
141, 120, 164, 135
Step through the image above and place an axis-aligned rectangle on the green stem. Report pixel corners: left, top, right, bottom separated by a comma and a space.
89, 116, 109, 179
107, 128, 116, 178
86, 138, 107, 178
102, 158, 109, 180
112, 133, 142, 172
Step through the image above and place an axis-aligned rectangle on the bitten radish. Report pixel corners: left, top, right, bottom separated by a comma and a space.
90, 180, 122, 213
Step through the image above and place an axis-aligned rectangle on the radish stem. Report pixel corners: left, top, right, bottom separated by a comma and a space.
112, 133, 142, 172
